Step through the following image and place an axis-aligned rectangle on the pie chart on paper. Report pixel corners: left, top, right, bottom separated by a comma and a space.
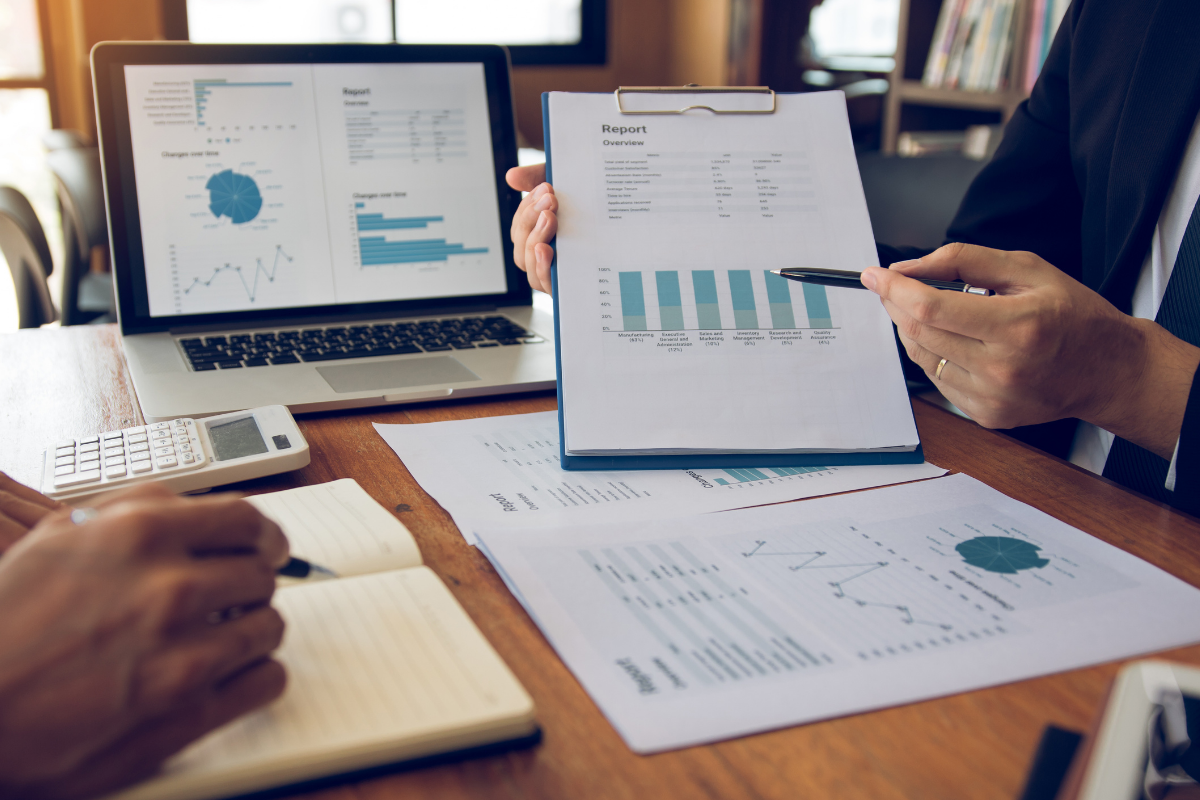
206, 168, 263, 224
955, 536, 1050, 574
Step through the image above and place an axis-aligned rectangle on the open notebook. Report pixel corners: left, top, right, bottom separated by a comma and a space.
107, 479, 537, 800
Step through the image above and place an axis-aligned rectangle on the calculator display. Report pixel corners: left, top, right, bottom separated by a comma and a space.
208, 417, 269, 462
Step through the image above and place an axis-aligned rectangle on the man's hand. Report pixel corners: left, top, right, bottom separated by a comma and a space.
0, 484, 290, 800
506, 164, 557, 295
0, 473, 61, 553
862, 243, 1200, 460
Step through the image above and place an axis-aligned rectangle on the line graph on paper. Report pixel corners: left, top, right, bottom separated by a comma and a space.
725, 523, 1013, 662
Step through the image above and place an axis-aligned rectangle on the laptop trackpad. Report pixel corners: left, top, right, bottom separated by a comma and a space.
316, 357, 480, 394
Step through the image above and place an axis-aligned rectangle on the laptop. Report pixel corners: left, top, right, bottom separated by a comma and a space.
92, 42, 554, 422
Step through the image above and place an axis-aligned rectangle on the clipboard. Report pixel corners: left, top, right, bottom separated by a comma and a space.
542, 87, 925, 471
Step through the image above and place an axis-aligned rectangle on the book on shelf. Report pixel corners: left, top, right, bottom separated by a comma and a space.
922, 0, 1018, 93
923, 0, 1072, 95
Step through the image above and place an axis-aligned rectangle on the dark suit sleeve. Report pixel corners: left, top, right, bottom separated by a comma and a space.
945, 4, 1085, 282
1172, 365, 1200, 514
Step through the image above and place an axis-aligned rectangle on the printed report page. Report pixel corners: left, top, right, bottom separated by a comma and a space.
548, 91, 918, 454
123, 62, 506, 318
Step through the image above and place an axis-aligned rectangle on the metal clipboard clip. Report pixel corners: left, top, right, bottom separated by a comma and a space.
614, 84, 777, 115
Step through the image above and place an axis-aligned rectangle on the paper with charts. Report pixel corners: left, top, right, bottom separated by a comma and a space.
373, 411, 945, 543
547, 90, 917, 455
477, 474, 1200, 753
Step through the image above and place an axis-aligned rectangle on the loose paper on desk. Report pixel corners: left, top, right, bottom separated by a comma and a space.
548, 90, 918, 456
477, 474, 1200, 753
373, 412, 945, 543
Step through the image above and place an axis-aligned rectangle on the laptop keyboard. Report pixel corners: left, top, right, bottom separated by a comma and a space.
178, 315, 543, 371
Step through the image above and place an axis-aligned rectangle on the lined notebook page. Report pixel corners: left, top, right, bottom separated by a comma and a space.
111, 568, 535, 800
247, 479, 421, 576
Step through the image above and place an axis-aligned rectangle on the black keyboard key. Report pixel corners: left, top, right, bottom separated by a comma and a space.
192, 362, 217, 371
230, 334, 252, 344
423, 344, 452, 351
269, 354, 300, 364
253, 332, 277, 342
450, 342, 475, 349
205, 335, 228, 346
217, 360, 243, 369
244, 358, 269, 367
498, 338, 521, 345
476, 342, 499, 347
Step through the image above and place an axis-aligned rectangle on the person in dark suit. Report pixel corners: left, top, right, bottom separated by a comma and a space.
505, 0, 1200, 513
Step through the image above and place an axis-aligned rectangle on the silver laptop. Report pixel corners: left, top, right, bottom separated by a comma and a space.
93, 42, 554, 422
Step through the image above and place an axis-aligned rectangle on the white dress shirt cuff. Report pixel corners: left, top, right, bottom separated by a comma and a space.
1166, 437, 1181, 492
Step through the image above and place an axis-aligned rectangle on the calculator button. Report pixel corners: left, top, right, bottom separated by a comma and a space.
154, 446, 175, 457
130, 451, 151, 462
79, 435, 99, 445
104, 456, 126, 467
179, 443, 191, 453
130, 460, 153, 474
127, 433, 147, 444
55, 455, 75, 467
181, 453, 194, 464
102, 431, 123, 441
105, 465, 127, 479
56, 440, 76, 450
56, 470, 101, 487
150, 422, 171, 431
79, 451, 101, 464
104, 444, 124, 455
156, 456, 178, 468
54, 465, 75, 476
55, 446, 75, 458
125, 426, 145, 435
152, 430, 171, 441
78, 441, 100, 453
128, 442, 149, 453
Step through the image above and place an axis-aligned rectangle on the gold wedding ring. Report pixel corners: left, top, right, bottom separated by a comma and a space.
935, 357, 949, 380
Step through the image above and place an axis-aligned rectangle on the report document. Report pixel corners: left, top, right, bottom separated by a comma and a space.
478, 475, 1200, 753
547, 90, 919, 460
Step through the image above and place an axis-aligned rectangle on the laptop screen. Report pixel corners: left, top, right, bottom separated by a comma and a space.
121, 61, 507, 319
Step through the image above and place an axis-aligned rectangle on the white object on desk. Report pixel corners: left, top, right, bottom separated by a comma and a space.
478, 474, 1200, 754
373, 411, 946, 544
40, 405, 309, 502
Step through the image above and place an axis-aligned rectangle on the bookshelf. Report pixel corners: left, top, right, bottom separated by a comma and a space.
882, 0, 1035, 154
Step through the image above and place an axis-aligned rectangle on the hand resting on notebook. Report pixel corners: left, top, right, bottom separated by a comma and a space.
0, 483, 290, 800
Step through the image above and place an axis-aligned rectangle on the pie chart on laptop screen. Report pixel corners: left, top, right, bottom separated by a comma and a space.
206, 168, 263, 224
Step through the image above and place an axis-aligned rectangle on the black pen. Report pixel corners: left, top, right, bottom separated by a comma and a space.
277, 557, 338, 581
770, 267, 994, 296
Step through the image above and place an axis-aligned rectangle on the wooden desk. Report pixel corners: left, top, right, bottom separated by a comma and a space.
4, 324, 1200, 800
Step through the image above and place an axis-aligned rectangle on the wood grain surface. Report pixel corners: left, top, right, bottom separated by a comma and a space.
3, 325, 1200, 800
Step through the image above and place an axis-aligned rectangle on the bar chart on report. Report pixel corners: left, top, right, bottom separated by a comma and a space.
604, 268, 835, 332
351, 201, 490, 267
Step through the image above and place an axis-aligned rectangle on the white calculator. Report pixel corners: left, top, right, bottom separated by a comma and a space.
41, 405, 310, 503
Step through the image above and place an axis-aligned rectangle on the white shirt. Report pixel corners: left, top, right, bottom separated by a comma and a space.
1068, 111, 1200, 489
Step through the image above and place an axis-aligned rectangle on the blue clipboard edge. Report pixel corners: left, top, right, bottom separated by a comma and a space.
541, 91, 924, 472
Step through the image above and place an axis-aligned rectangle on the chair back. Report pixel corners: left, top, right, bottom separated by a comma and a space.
0, 187, 57, 328
46, 147, 111, 325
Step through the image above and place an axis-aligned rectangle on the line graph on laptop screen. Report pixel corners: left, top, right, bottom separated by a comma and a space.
122, 62, 509, 318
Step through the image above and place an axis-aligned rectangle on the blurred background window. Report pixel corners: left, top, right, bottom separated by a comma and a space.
186, 0, 394, 44
0, 0, 61, 331
394, 0, 581, 46
809, 0, 900, 59
178, 0, 606, 64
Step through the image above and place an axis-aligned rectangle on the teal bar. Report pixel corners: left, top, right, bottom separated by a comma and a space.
656, 271, 685, 330
715, 478, 729, 485
803, 282, 833, 328
728, 270, 759, 329
692, 271, 723, 329
619, 272, 647, 331
763, 270, 796, 328
744, 468, 770, 480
